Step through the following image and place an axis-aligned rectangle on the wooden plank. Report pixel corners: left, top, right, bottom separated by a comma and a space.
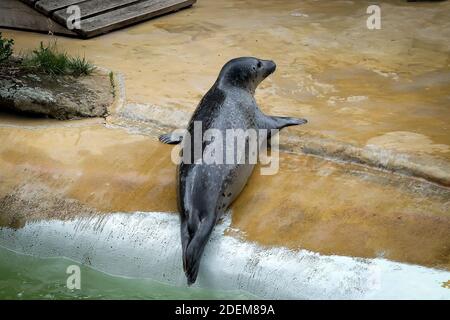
1, 0, 76, 36
20, 0, 39, 6
36, 0, 87, 14
52, 0, 140, 26
79, 0, 196, 38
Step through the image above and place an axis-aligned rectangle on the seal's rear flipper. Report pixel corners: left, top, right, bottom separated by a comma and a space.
183, 217, 215, 285
159, 132, 183, 145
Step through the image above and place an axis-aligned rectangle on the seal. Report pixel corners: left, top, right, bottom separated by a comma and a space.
159, 57, 307, 284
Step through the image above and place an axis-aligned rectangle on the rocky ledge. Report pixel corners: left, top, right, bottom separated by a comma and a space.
0, 58, 113, 120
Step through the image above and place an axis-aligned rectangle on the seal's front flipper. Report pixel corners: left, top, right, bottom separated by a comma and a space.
267, 116, 308, 130
260, 115, 307, 149
159, 132, 183, 145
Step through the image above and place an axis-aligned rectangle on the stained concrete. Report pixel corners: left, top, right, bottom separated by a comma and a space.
0, 0, 449, 272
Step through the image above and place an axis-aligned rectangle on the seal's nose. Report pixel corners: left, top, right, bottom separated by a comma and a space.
265, 60, 276, 74
261, 59, 276, 77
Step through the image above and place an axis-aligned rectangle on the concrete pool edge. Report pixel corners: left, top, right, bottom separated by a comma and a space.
0, 211, 449, 299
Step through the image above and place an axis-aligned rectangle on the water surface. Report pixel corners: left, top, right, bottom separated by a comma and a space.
0, 246, 254, 300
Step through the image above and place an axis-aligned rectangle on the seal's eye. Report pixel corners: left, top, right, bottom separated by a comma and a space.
257, 61, 262, 68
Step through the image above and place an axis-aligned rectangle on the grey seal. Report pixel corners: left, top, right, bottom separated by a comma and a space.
159, 57, 307, 284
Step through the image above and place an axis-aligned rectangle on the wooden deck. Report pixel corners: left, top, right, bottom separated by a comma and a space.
2, 0, 196, 38
0, 0, 76, 36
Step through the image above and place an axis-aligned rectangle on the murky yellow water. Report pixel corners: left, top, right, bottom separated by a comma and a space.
4, 0, 450, 149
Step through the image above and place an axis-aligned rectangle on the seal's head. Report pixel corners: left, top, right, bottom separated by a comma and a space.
217, 57, 276, 93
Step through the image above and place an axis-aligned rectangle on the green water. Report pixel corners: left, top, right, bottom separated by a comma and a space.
0, 246, 254, 300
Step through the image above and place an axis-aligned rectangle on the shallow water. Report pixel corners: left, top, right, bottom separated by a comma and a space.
0, 246, 254, 300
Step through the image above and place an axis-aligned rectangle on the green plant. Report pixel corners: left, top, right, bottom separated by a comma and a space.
0, 33, 14, 62
68, 56, 95, 76
22, 41, 95, 76
23, 41, 69, 75
109, 71, 116, 97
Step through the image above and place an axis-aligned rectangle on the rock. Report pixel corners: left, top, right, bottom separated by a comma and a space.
0, 59, 113, 120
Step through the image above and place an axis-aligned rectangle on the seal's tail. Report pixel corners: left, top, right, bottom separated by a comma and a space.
181, 215, 215, 285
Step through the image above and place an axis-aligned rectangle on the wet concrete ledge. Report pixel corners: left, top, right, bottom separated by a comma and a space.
285, 134, 450, 188
107, 100, 450, 188
1, 212, 449, 299
0, 121, 449, 271
0, 70, 449, 272
104, 73, 450, 188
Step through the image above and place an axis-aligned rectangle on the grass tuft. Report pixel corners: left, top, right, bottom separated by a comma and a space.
22, 41, 95, 76
0, 32, 14, 62
68, 56, 95, 76
109, 71, 116, 97
23, 42, 68, 75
